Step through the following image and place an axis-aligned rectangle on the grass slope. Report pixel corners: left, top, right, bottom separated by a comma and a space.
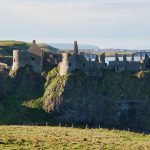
0, 40, 29, 46
0, 126, 149, 150
43, 68, 150, 130
0, 67, 150, 131
0, 40, 58, 56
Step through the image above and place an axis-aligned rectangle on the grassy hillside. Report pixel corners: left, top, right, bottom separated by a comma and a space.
0, 40, 58, 55
0, 66, 150, 131
0, 126, 149, 150
42, 68, 150, 131
0, 40, 58, 66
0, 41, 30, 56
0, 41, 29, 46
0, 66, 50, 124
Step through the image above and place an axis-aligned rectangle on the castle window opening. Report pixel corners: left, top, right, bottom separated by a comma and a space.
31, 56, 35, 61
14, 59, 15, 63
69, 63, 71, 66
83, 63, 85, 67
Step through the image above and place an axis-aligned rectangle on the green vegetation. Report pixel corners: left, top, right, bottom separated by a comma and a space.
0, 40, 58, 55
0, 66, 150, 131
0, 40, 30, 56
0, 126, 149, 150
0, 41, 30, 65
0, 40, 30, 47
0, 66, 49, 124
42, 69, 150, 130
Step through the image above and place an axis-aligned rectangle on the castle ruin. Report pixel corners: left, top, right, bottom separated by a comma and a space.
59, 41, 150, 76
12, 40, 61, 73
0, 40, 148, 75
59, 41, 107, 76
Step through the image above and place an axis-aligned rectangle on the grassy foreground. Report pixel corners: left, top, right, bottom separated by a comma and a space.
0, 126, 149, 150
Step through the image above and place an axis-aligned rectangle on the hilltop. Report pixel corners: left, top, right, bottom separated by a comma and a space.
0, 126, 149, 150
0, 40, 58, 56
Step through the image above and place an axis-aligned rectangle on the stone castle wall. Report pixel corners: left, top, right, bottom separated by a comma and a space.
12, 40, 44, 73
10, 40, 150, 75
12, 40, 61, 73
59, 42, 150, 76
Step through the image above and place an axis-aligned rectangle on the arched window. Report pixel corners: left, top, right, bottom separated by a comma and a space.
69, 63, 71, 66
14, 59, 15, 63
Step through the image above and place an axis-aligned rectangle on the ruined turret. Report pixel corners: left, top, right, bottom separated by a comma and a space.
29, 40, 43, 73
11, 40, 44, 73
59, 52, 70, 76
74, 41, 78, 55
115, 53, 119, 61
139, 52, 143, 63
12, 50, 28, 71
131, 53, 134, 62
95, 54, 99, 63
12, 50, 20, 70
123, 54, 127, 63
100, 53, 105, 64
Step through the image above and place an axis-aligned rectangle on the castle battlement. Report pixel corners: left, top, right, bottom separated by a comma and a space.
9, 40, 150, 75
11, 40, 61, 73
59, 41, 150, 76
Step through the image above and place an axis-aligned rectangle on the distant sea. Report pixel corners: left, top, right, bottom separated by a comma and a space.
48, 43, 99, 50
85, 55, 149, 64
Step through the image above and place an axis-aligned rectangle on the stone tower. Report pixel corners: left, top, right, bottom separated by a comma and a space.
139, 52, 143, 63
100, 53, 105, 64
95, 55, 99, 63
59, 52, 70, 76
115, 53, 119, 61
12, 50, 28, 70
74, 41, 78, 55
123, 54, 127, 62
12, 50, 21, 70
29, 40, 43, 73
131, 53, 134, 62
59, 41, 82, 76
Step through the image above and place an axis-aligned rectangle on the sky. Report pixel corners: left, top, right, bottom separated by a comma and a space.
0, 0, 150, 49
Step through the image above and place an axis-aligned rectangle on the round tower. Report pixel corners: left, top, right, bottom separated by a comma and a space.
59, 52, 70, 76
12, 50, 21, 70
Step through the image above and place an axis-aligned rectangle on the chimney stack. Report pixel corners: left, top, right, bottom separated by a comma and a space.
74, 41, 78, 55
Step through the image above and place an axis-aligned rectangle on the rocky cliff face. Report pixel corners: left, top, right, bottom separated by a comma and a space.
0, 66, 149, 131
0, 66, 48, 124
43, 68, 150, 131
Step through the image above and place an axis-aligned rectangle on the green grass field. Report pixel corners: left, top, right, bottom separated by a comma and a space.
0, 126, 149, 150
0, 41, 29, 47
